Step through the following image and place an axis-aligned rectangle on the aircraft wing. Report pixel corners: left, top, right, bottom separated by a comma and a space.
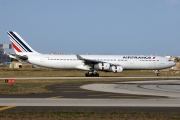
76, 54, 99, 64
76, 54, 120, 66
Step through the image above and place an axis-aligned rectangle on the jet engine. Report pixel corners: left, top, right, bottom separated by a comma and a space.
94, 63, 110, 70
108, 65, 123, 73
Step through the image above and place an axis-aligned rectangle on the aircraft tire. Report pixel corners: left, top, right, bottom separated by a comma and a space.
85, 72, 99, 77
94, 73, 99, 77
157, 73, 161, 76
85, 73, 89, 77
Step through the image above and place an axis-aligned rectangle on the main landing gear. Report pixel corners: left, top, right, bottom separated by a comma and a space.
157, 70, 161, 76
85, 71, 99, 77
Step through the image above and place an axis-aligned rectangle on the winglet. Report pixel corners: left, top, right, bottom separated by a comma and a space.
76, 54, 84, 60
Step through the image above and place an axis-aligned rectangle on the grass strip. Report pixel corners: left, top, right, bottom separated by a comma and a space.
0, 68, 179, 77
0, 78, 180, 95
0, 111, 180, 120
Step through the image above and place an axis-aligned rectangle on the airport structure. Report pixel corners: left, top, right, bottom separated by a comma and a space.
0, 44, 12, 64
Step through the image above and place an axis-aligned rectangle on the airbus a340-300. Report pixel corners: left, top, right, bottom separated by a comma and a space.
7, 31, 175, 77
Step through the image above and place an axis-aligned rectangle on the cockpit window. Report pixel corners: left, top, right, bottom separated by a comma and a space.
168, 60, 172, 61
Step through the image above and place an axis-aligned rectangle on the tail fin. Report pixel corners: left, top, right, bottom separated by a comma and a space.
7, 31, 39, 55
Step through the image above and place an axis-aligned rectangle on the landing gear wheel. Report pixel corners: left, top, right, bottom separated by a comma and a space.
85, 72, 99, 77
157, 73, 161, 76
85, 73, 88, 77
94, 73, 99, 77
90, 73, 94, 77
156, 70, 161, 76
85, 72, 93, 77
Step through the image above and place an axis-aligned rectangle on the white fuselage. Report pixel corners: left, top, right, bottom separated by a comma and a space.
26, 54, 175, 71
7, 31, 176, 76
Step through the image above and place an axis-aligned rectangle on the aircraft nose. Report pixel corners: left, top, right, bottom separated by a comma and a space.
172, 61, 176, 66
170, 61, 176, 67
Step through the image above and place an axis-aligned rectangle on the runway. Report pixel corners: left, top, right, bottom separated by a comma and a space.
0, 77, 180, 112
0, 98, 180, 107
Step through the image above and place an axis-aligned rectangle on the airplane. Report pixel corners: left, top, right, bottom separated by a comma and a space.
7, 31, 175, 77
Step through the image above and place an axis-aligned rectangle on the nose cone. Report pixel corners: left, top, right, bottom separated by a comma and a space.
172, 61, 176, 67
169, 61, 176, 68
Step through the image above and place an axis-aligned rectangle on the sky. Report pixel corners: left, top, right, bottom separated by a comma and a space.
0, 0, 180, 56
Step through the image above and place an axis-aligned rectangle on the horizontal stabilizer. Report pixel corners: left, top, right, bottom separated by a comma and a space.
5, 53, 28, 61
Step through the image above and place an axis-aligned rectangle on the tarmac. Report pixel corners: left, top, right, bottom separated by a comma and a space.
0, 77, 180, 113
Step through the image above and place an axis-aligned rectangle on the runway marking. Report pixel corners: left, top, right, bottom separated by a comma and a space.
47, 96, 63, 99
0, 106, 16, 111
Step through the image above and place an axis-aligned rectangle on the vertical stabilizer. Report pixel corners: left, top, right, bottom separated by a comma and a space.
7, 31, 39, 55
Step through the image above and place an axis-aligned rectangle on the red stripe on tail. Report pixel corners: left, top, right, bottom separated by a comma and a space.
11, 41, 22, 52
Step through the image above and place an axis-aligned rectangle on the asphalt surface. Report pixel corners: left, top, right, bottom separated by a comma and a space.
0, 79, 180, 113
3, 106, 180, 113
0, 83, 164, 99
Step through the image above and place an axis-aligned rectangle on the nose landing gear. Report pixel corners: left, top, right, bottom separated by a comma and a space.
157, 70, 161, 76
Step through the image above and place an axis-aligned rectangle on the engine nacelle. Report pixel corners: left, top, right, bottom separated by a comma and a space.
108, 66, 123, 73
94, 63, 110, 71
